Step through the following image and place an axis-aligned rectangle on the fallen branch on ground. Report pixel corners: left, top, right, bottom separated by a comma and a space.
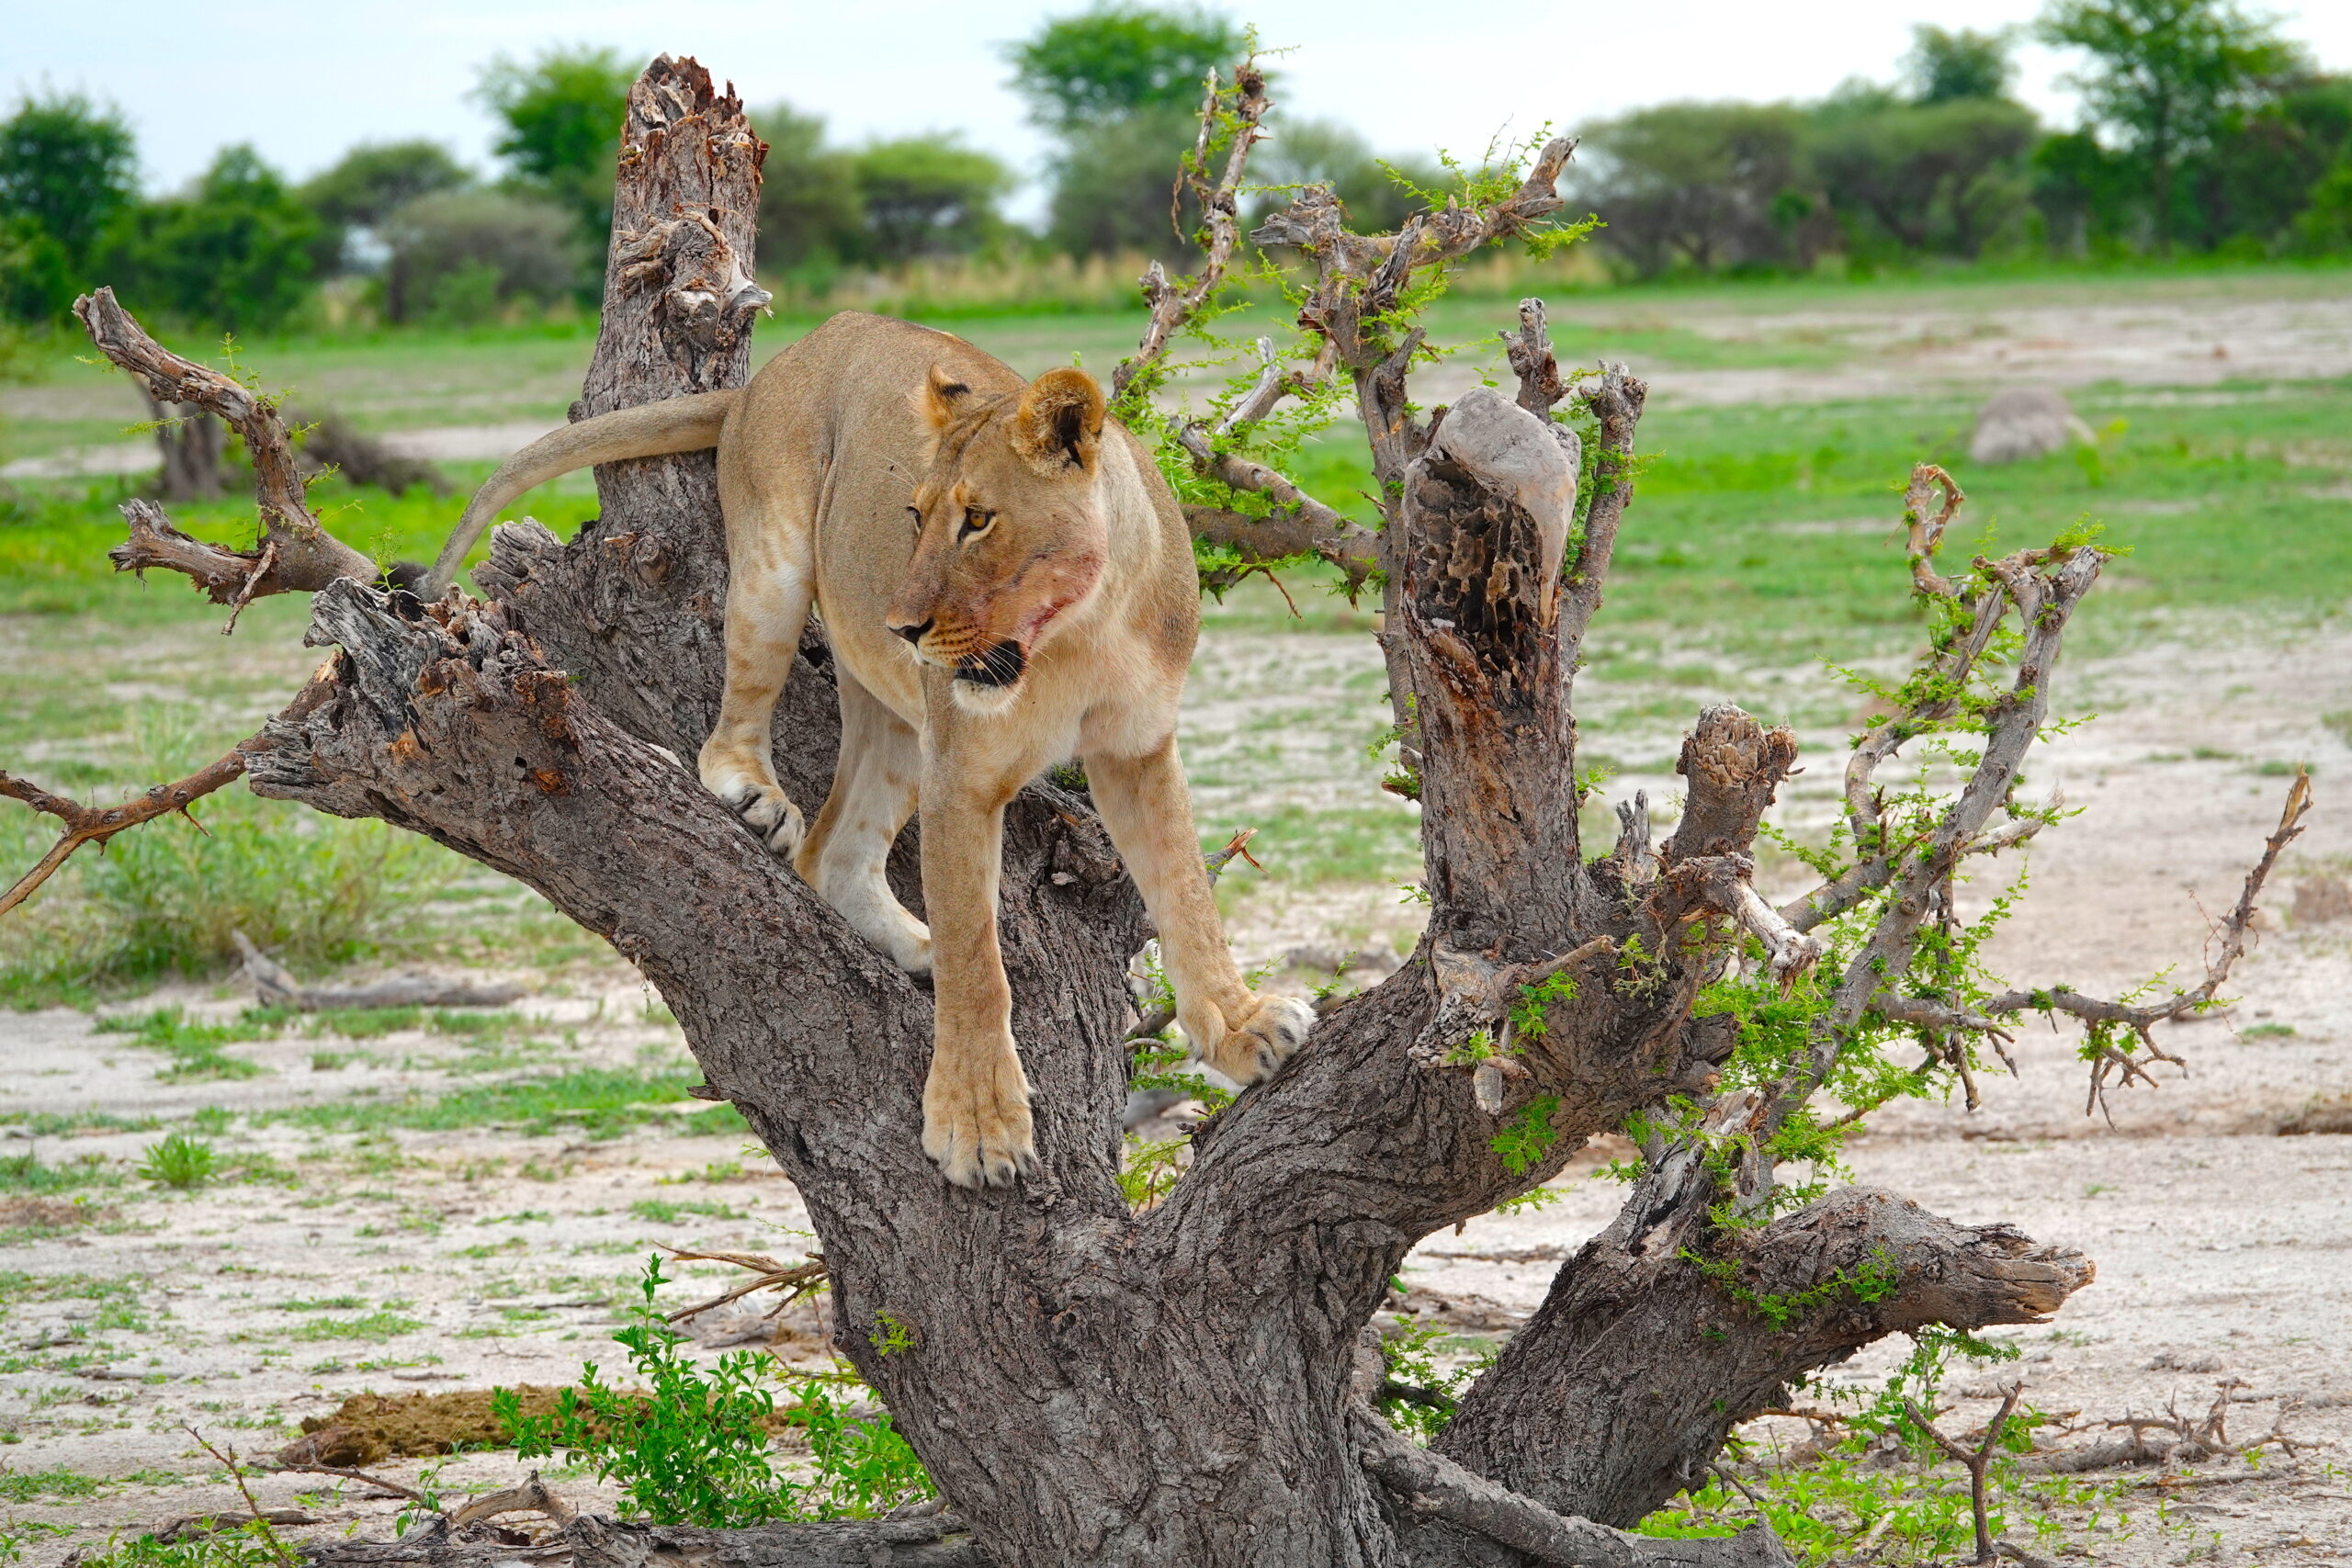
232, 931, 526, 1010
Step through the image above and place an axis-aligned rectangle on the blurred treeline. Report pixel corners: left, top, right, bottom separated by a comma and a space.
1577, 6, 2352, 277
3, 0, 2349, 344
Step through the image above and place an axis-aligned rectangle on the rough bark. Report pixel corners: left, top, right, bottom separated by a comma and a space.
480, 54, 768, 758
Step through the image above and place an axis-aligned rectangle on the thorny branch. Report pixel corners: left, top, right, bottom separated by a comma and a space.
0, 747, 250, 917
74, 288, 378, 612
1875, 772, 2311, 1119
1113, 62, 1270, 405
1107, 62, 1377, 591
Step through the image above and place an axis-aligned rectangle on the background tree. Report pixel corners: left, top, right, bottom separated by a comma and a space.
103, 145, 318, 333
749, 103, 864, 275
378, 188, 586, 325
2038, 0, 2308, 253
0, 90, 138, 322
1907, 24, 2020, 103
474, 43, 637, 251
846, 134, 1012, 265
299, 139, 472, 276
1013, 3, 1246, 260
1571, 101, 1815, 276
1810, 87, 2038, 259
1006, 1, 1246, 132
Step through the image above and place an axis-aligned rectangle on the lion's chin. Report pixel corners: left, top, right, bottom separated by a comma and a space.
948, 679, 1024, 717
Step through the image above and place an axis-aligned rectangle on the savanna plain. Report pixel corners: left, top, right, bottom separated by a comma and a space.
1, 263, 2348, 1564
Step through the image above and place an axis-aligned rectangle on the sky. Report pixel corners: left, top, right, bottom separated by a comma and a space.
12, 0, 2352, 220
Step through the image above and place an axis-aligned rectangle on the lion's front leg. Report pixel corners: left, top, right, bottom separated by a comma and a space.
1087, 736, 1315, 1088
916, 767, 1035, 1188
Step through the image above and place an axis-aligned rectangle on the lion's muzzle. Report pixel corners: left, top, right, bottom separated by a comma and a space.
955, 639, 1027, 689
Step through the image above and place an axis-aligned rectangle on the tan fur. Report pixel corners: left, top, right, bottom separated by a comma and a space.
435, 311, 1313, 1187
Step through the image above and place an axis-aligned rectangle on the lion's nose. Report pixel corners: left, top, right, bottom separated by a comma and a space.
893, 618, 933, 646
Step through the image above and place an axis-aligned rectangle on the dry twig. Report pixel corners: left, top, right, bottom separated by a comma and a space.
0, 748, 249, 917
1905, 1382, 2026, 1565
655, 1244, 828, 1324
272, 1461, 436, 1507
185, 1427, 300, 1568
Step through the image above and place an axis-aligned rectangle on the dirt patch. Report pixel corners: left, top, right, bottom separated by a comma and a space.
292, 1386, 568, 1461
0, 1196, 114, 1230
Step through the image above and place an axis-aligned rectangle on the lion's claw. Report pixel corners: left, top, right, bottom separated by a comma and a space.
922, 1045, 1036, 1189
1200, 992, 1316, 1087
709, 777, 804, 858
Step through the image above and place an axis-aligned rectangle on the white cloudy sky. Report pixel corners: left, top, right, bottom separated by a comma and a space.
14, 0, 2352, 216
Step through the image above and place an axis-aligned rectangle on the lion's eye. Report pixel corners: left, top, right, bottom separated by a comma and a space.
959, 507, 996, 540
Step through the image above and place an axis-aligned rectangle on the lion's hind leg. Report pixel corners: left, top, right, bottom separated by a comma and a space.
797, 671, 932, 974
697, 491, 815, 857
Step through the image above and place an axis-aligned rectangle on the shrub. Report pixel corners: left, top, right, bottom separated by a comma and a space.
299, 140, 473, 276
137, 1132, 217, 1190
0, 89, 137, 323
501, 1255, 933, 1525
2290, 160, 2352, 254
848, 137, 1013, 266
103, 146, 320, 333
379, 188, 587, 324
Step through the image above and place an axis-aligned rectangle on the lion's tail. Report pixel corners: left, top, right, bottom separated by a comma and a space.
423, 388, 743, 599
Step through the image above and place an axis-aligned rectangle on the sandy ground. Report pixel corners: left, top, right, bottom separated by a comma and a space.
0, 613, 2346, 1563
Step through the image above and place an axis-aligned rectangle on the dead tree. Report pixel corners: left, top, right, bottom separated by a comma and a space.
5, 54, 2306, 1568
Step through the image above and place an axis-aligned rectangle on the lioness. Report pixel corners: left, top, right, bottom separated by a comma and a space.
424, 311, 1316, 1186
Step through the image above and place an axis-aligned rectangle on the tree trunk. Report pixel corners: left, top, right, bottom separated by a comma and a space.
96, 53, 2109, 1568
145, 391, 225, 501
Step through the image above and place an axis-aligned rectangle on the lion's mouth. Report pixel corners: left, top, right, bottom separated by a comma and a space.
953, 638, 1027, 688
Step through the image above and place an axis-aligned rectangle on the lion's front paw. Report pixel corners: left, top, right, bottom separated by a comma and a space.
922, 1042, 1036, 1189
707, 775, 805, 858
1199, 992, 1316, 1087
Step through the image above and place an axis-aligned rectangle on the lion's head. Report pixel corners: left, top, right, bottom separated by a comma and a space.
886, 363, 1112, 714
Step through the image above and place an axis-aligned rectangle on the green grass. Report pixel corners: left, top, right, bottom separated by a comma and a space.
0, 1465, 107, 1502
266, 1067, 744, 1140
226, 1307, 427, 1344
94, 1007, 264, 1081
0, 1151, 119, 1194
628, 1197, 747, 1224
135, 1132, 217, 1190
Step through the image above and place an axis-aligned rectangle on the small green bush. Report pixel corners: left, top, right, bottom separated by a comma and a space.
500, 1255, 933, 1526
135, 1132, 216, 1190
0, 729, 450, 1006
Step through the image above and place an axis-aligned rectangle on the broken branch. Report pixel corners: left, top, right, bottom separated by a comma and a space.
75, 288, 376, 613
0, 748, 249, 917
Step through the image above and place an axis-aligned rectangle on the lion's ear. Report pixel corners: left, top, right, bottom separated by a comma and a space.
1010, 367, 1105, 474
914, 363, 975, 434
